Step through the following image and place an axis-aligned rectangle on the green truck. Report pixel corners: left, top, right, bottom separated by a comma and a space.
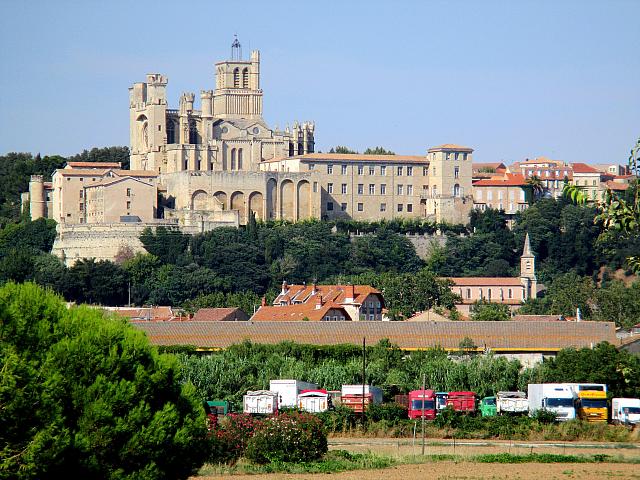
479, 396, 497, 417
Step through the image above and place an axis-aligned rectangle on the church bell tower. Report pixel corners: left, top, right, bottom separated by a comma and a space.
520, 233, 537, 299
212, 36, 263, 119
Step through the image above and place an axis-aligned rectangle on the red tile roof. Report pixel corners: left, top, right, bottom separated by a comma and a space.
66, 161, 122, 168
132, 320, 618, 351
473, 173, 527, 187
193, 307, 249, 322
606, 181, 630, 191
274, 284, 382, 307
448, 277, 524, 286
251, 303, 349, 322
571, 163, 601, 174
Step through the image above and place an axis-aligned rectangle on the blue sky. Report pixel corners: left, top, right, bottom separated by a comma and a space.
1, 0, 638, 165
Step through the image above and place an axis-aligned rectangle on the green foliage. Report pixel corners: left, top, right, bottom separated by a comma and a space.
470, 300, 511, 321
0, 282, 207, 479
363, 146, 395, 155
329, 146, 358, 154
244, 412, 328, 464
182, 290, 263, 316
66, 146, 130, 169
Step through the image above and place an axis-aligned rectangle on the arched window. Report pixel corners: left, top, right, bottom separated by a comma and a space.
242, 68, 249, 88
298, 143, 303, 155
453, 183, 461, 197
237, 148, 243, 170
233, 68, 240, 88
289, 142, 294, 156
166, 120, 176, 144
189, 121, 199, 144
231, 148, 236, 170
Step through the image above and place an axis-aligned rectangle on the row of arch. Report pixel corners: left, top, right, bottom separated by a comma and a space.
190, 179, 313, 223
233, 67, 250, 89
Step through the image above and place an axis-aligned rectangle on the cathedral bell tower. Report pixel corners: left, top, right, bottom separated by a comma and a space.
520, 233, 537, 300
212, 36, 263, 119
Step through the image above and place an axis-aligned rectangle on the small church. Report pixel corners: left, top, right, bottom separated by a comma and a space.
447, 233, 538, 316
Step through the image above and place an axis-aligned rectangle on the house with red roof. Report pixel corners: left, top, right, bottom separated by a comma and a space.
472, 173, 531, 226
251, 282, 386, 322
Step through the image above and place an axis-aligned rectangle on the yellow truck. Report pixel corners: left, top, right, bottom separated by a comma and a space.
572, 387, 608, 423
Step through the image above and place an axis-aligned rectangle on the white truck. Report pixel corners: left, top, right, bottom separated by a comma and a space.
496, 391, 529, 415
297, 389, 331, 413
527, 384, 576, 421
611, 398, 640, 425
269, 379, 318, 408
243, 390, 278, 415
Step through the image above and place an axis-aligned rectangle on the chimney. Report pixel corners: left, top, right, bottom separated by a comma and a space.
315, 295, 323, 310
281, 280, 288, 295
345, 284, 355, 302
311, 283, 317, 295
576, 307, 582, 322
261, 296, 266, 307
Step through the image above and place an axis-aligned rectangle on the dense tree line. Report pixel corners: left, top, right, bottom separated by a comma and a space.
178, 340, 640, 407
0, 147, 129, 225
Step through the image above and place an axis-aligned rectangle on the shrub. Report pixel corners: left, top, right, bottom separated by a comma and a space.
245, 412, 328, 464
209, 413, 259, 464
367, 403, 408, 423
317, 406, 359, 433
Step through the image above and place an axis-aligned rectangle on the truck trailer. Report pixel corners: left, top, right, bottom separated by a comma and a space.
243, 390, 278, 415
496, 391, 528, 415
269, 379, 319, 408
446, 391, 476, 414
408, 389, 436, 419
527, 384, 575, 421
341, 384, 383, 413
611, 398, 640, 425
297, 389, 331, 413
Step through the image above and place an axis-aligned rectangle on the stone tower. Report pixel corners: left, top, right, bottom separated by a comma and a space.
520, 233, 537, 299
29, 175, 45, 220
213, 39, 263, 119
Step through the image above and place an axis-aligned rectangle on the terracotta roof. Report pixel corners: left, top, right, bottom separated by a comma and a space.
57, 168, 157, 178
273, 284, 382, 307
269, 153, 428, 164
428, 144, 474, 153
473, 173, 527, 187
251, 303, 349, 322
193, 307, 249, 322
606, 181, 630, 191
473, 163, 506, 171
105, 306, 175, 321
66, 161, 122, 168
448, 277, 524, 286
572, 163, 601, 174
132, 320, 617, 351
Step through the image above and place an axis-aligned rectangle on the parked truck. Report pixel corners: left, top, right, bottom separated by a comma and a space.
269, 379, 319, 408
408, 389, 437, 419
611, 398, 640, 425
297, 389, 331, 413
243, 390, 279, 415
446, 391, 476, 414
528, 384, 575, 421
341, 384, 383, 413
496, 391, 528, 415
479, 396, 497, 417
566, 384, 608, 423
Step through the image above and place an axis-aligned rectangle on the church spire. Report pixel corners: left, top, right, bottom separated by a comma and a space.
522, 232, 533, 256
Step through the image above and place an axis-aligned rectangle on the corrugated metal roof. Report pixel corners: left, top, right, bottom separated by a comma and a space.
132, 320, 617, 351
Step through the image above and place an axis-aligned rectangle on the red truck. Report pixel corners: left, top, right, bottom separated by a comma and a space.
446, 391, 476, 414
408, 389, 436, 419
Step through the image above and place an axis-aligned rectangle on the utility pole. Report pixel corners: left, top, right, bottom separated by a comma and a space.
362, 337, 366, 428
421, 372, 426, 456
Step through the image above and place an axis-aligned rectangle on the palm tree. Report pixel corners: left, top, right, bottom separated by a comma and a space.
526, 175, 544, 202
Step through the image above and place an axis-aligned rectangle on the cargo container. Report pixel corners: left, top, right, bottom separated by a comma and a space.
394, 394, 409, 409
566, 384, 608, 423
269, 379, 318, 408
479, 396, 497, 417
496, 391, 528, 415
341, 384, 383, 413
611, 398, 640, 425
528, 384, 575, 421
446, 391, 476, 413
243, 390, 278, 415
435, 392, 449, 411
408, 389, 436, 419
297, 389, 330, 413
205, 400, 230, 416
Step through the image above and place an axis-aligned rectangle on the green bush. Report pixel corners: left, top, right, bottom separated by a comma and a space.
317, 406, 359, 433
366, 403, 408, 423
244, 412, 328, 464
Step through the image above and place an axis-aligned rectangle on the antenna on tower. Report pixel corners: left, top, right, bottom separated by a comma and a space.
231, 34, 242, 60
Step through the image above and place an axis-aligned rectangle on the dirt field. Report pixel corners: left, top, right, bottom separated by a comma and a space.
199, 462, 640, 480
196, 438, 640, 480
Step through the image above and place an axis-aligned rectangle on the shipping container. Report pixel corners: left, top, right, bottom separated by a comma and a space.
269, 379, 318, 408
446, 391, 476, 413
